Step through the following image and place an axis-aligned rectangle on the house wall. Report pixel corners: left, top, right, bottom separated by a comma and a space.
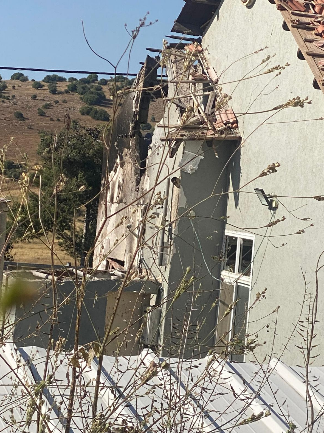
203, 0, 324, 365
11, 273, 155, 355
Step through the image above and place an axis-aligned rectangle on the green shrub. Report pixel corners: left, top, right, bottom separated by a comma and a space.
11, 72, 27, 81
98, 78, 108, 85
79, 106, 93, 116
37, 108, 46, 116
62, 99, 67, 103
79, 77, 90, 84
31, 94, 37, 100
43, 74, 66, 83
87, 74, 98, 83
11, 95, 15, 99
42, 102, 52, 109
48, 83, 57, 94
0, 82, 7, 92
0, 75, 2, 81
94, 85, 102, 91
76, 83, 90, 95
4, 160, 25, 180
90, 108, 109, 121
64, 89, 70, 94
54, 100, 59, 104
32, 81, 44, 89
68, 77, 78, 82
19, 75, 28, 82
67, 82, 78, 92
81, 90, 106, 106
79, 105, 109, 121
14, 111, 24, 120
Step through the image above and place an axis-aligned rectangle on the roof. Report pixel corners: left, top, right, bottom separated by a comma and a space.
1, 344, 324, 432
274, 0, 324, 93
171, 0, 221, 36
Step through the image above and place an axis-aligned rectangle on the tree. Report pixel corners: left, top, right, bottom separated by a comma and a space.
10, 123, 103, 262
10, 72, 28, 81
32, 81, 44, 89
37, 108, 46, 116
67, 82, 78, 92
48, 82, 57, 94
87, 73, 98, 83
80, 105, 110, 121
43, 74, 66, 83
81, 89, 106, 105
0, 82, 7, 92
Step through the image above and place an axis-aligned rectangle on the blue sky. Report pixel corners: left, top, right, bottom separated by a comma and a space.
0, 0, 183, 80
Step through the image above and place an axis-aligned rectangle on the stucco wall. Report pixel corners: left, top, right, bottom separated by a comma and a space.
203, 0, 324, 365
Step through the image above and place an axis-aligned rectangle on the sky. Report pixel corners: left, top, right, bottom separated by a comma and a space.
0, 0, 184, 81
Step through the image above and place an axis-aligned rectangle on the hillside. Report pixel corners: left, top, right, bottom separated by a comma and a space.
0, 78, 112, 164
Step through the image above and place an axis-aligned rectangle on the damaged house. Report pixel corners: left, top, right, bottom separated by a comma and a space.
94, 0, 324, 365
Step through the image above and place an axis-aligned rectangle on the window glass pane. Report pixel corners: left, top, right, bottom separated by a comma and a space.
239, 238, 253, 276
231, 284, 249, 362
224, 236, 237, 273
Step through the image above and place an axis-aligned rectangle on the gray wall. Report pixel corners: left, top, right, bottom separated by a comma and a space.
203, 0, 324, 365
13, 275, 154, 355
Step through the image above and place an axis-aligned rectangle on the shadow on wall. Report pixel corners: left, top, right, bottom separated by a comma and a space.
229, 142, 241, 208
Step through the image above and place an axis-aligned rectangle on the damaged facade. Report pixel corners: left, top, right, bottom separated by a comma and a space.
94, 0, 324, 365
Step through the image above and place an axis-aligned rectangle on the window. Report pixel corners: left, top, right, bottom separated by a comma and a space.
223, 232, 254, 283
217, 231, 255, 361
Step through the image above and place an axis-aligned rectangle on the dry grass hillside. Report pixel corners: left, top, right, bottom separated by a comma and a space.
0, 79, 112, 163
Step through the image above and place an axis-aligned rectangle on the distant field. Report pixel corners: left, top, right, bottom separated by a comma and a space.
12, 237, 75, 265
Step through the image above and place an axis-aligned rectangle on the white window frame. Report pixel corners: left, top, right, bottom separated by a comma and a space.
220, 230, 255, 361
221, 230, 255, 286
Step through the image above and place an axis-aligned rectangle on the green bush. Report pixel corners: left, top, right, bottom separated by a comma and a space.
79, 77, 90, 84
90, 108, 109, 121
67, 82, 78, 92
31, 94, 37, 100
48, 83, 57, 94
64, 89, 70, 94
43, 74, 66, 83
98, 78, 108, 85
76, 83, 90, 95
4, 160, 25, 180
81, 90, 106, 106
54, 100, 59, 104
0, 75, 2, 81
19, 75, 28, 82
79, 105, 109, 121
0, 82, 7, 92
11, 95, 15, 99
93, 85, 102, 91
32, 81, 44, 89
87, 74, 98, 83
79, 106, 93, 116
11, 72, 27, 81
42, 102, 52, 109
62, 99, 67, 103
68, 77, 78, 82
37, 108, 46, 116
14, 111, 24, 120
